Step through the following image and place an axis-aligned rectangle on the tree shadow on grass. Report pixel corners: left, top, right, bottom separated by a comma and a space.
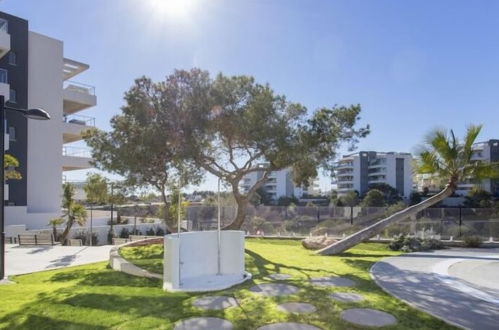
245, 249, 337, 279
48, 268, 161, 288
2, 314, 108, 330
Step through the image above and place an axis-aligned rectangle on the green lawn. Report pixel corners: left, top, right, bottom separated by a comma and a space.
0, 239, 456, 329
120, 243, 164, 274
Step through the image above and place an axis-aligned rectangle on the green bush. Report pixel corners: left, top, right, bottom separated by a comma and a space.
73, 230, 98, 246
389, 234, 444, 252
119, 227, 130, 238
463, 235, 482, 248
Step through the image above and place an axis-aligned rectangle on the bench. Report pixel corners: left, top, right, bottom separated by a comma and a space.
68, 239, 83, 246
18, 233, 58, 246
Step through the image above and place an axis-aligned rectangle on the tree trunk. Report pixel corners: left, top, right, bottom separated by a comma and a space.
160, 189, 175, 232
60, 218, 74, 245
316, 185, 454, 255
223, 196, 248, 230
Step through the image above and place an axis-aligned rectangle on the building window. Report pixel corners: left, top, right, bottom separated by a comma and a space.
8, 126, 15, 141
0, 69, 7, 83
8, 52, 16, 66
9, 89, 16, 103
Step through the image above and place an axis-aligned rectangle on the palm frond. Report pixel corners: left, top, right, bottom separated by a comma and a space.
461, 124, 482, 163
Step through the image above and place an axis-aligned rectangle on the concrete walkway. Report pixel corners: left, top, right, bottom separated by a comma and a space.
5, 244, 113, 276
371, 248, 499, 330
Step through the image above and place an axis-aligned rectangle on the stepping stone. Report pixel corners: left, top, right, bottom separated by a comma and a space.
174, 317, 233, 330
341, 308, 397, 327
277, 302, 316, 313
310, 276, 356, 287
192, 296, 238, 310
268, 273, 292, 280
249, 283, 299, 296
257, 323, 320, 330
329, 292, 364, 303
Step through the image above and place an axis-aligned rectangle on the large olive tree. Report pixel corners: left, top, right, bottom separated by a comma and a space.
171, 69, 369, 229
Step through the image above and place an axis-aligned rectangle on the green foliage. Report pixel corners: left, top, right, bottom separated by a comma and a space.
368, 183, 401, 204
145, 228, 156, 236
277, 195, 299, 206
4, 154, 22, 180
416, 125, 499, 188
464, 187, 493, 208
242, 216, 274, 234
384, 201, 406, 217
361, 189, 385, 207
338, 191, 359, 207
409, 191, 422, 205
389, 234, 444, 252
59, 183, 87, 244
83, 172, 108, 205
72, 230, 98, 246
119, 227, 130, 238
463, 235, 482, 247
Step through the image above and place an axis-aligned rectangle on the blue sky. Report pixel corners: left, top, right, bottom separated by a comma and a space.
3, 0, 499, 192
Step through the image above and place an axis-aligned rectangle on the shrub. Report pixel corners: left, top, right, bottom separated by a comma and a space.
146, 228, 156, 236
463, 235, 482, 248
155, 227, 165, 236
389, 234, 444, 252
119, 227, 130, 238
107, 228, 115, 244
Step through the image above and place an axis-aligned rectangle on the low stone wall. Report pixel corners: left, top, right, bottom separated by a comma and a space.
109, 238, 162, 279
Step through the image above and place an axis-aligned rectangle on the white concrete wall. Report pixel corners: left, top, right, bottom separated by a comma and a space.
164, 231, 246, 290
352, 155, 361, 192
403, 156, 413, 197
27, 31, 63, 213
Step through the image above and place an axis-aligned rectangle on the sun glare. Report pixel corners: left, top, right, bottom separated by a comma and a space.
151, 0, 194, 19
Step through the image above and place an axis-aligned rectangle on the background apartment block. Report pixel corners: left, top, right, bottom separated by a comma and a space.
240, 164, 320, 201
0, 12, 95, 229
333, 151, 412, 198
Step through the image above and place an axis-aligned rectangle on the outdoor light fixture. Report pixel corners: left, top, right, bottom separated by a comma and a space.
0, 95, 50, 281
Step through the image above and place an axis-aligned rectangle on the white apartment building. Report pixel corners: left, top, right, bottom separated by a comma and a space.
240, 164, 320, 201
332, 151, 413, 198
0, 12, 95, 229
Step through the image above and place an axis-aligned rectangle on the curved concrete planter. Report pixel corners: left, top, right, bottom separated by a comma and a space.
109, 238, 162, 279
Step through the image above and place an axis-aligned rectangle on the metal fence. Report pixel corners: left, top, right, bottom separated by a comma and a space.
184, 205, 499, 240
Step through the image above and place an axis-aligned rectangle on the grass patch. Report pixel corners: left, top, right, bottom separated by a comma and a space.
119, 243, 163, 274
0, 239, 456, 329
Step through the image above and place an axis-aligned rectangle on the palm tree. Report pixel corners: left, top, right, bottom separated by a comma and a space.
317, 125, 499, 255
48, 217, 64, 241
59, 183, 87, 245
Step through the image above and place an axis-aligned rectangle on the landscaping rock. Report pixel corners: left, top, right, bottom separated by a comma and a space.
341, 308, 397, 327
301, 236, 337, 250
174, 317, 233, 330
192, 296, 238, 310
310, 276, 356, 287
329, 292, 364, 303
277, 302, 316, 313
249, 283, 299, 296
257, 323, 320, 330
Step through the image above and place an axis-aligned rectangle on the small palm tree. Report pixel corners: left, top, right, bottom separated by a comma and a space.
48, 217, 64, 241
318, 125, 499, 255
59, 183, 87, 245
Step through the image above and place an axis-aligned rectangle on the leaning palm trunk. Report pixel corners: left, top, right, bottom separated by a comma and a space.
316, 184, 454, 255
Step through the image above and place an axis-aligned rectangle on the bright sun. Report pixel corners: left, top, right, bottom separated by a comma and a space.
151, 0, 194, 19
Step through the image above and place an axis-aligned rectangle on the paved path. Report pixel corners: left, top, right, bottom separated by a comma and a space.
5, 244, 113, 276
371, 248, 499, 330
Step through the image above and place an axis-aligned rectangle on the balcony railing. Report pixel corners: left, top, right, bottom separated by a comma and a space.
0, 19, 7, 33
64, 80, 95, 96
0, 68, 7, 83
62, 146, 92, 158
63, 114, 95, 126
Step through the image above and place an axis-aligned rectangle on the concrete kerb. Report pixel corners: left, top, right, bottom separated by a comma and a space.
109, 238, 162, 279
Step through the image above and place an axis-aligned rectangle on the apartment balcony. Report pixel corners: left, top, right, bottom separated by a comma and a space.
335, 162, 354, 169
63, 58, 89, 80
0, 19, 10, 59
0, 69, 9, 102
63, 81, 97, 114
62, 146, 93, 171
63, 114, 95, 143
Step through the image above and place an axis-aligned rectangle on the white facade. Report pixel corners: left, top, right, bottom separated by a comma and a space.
333, 151, 413, 198
240, 164, 319, 201
4, 21, 96, 230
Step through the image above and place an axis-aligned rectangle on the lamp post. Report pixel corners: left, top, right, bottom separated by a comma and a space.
0, 95, 50, 281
